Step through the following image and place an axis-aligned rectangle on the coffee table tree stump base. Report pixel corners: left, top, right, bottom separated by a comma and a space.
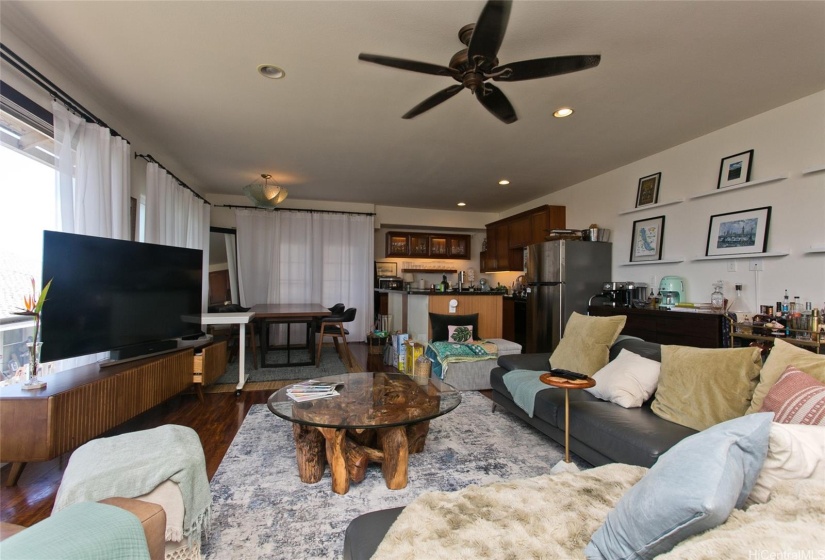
268, 372, 461, 495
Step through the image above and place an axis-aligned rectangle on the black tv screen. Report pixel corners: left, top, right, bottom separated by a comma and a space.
40, 231, 203, 362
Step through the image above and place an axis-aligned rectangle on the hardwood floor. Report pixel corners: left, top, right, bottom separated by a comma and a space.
0, 342, 411, 528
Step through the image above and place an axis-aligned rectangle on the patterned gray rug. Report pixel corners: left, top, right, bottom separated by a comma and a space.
204, 391, 586, 559
213, 346, 349, 385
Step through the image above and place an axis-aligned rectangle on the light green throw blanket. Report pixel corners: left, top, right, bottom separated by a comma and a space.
502, 369, 556, 417
0, 501, 150, 560
53, 425, 211, 545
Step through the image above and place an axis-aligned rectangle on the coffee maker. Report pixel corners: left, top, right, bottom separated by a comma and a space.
598, 281, 632, 307
658, 276, 685, 308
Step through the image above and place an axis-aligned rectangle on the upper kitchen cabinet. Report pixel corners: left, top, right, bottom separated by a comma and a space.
481, 205, 566, 272
386, 231, 471, 260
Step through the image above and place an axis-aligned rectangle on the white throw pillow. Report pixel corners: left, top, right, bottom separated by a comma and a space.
585, 348, 661, 408
746, 422, 825, 505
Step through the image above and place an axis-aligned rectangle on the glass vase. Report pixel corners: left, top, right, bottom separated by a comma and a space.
24, 341, 44, 388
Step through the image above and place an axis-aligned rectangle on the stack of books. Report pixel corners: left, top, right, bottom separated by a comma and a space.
286, 380, 343, 402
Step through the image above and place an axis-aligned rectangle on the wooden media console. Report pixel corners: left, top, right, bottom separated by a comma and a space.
0, 348, 194, 486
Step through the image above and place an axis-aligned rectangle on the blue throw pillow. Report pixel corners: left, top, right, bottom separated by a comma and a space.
585, 412, 773, 560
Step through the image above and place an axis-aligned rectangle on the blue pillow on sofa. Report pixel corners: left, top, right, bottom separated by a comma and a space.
585, 412, 773, 560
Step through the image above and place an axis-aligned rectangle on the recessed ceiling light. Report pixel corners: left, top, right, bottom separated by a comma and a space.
498, 179, 510, 185
258, 64, 285, 79
457, 202, 466, 207
553, 107, 574, 118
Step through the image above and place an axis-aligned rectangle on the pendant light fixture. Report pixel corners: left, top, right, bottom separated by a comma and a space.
243, 173, 288, 208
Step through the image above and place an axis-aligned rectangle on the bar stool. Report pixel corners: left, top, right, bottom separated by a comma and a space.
316, 307, 357, 367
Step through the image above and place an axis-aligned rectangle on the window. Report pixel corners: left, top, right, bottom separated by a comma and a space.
0, 109, 56, 383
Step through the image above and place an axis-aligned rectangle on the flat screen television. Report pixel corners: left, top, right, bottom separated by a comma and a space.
40, 231, 203, 363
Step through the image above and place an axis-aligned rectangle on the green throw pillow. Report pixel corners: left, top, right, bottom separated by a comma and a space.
651, 345, 761, 432
549, 312, 626, 376
748, 338, 825, 414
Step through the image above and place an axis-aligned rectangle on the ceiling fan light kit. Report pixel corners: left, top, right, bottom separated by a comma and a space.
243, 173, 288, 208
358, 0, 600, 124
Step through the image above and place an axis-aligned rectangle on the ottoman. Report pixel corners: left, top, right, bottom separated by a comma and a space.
439, 338, 522, 391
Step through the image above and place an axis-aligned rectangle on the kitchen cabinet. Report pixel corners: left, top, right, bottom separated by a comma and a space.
386, 232, 471, 259
588, 306, 728, 348
481, 205, 565, 272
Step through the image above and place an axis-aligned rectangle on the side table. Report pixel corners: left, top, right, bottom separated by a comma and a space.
539, 373, 596, 467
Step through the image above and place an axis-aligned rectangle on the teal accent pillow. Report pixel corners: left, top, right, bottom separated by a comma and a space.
585, 412, 773, 560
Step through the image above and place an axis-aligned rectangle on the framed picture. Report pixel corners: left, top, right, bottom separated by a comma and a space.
375, 261, 397, 277
630, 215, 665, 262
705, 206, 771, 257
717, 149, 754, 189
635, 172, 661, 207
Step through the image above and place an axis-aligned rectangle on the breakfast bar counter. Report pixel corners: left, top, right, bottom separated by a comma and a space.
386, 291, 503, 343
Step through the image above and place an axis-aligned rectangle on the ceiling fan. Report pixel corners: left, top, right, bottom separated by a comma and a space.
358, 0, 600, 124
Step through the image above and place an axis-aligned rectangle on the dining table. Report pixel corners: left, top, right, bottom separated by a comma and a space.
250, 303, 332, 368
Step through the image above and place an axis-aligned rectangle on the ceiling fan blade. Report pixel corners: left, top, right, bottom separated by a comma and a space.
403, 84, 465, 119
467, 0, 512, 64
475, 83, 517, 124
358, 53, 457, 77
492, 54, 601, 82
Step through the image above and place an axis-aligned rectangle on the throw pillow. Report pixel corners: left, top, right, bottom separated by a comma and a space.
447, 324, 474, 343
746, 422, 825, 505
429, 313, 479, 342
748, 338, 825, 414
651, 345, 761, 432
585, 413, 773, 560
585, 348, 661, 408
549, 312, 626, 376
759, 365, 825, 425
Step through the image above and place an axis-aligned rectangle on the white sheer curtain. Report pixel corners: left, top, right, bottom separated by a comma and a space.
236, 209, 374, 343
143, 161, 211, 310
53, 102, 130, 239
51, 100, 131, 371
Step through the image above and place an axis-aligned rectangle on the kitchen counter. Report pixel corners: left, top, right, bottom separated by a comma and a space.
384, 291, 503, 343
375, 288, 505, 296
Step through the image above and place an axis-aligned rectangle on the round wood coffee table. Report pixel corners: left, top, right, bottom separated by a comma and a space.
267, 372, 461, 495
539, 373, 596, 464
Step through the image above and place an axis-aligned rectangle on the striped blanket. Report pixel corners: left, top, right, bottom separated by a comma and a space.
426, 340, 498, 379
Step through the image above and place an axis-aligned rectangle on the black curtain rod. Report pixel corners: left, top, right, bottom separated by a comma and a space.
216, 204, 375, 217
0, 42, 123, 139
135, 153, 210, 205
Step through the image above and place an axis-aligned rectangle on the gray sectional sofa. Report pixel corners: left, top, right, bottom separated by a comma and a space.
490, 336, 697, 468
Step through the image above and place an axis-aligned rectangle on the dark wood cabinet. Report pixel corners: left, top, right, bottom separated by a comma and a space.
386, 232, 471, 260
481, 205, 565, 272
588, 306, 727, 348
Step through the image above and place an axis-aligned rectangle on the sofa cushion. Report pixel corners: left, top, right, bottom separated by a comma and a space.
609, 336, 662, 362
586, 413, 773, 560
429, 313, 479, 342
746, 422, 825, 505
497, 353, 552, 372
748, 338, 825, 414
549, 312, 627, 376
586, 349, 661, 408
651, 345, 762, 431
759, 366, 825, 425
568, 401, 697, 468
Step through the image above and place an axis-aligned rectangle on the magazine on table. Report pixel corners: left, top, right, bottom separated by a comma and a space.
286, 380, 344, 402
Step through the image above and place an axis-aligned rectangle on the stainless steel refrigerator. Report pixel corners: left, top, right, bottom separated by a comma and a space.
525, 240, 612, 353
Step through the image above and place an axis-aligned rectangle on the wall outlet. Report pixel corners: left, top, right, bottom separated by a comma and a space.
727, 261, 737, 272
748, 259, 763, 271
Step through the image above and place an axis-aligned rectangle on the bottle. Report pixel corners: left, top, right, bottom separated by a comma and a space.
728, 284, 751, 331
440, 274, 449, 293
782, 290, 790, 314
710, 281, 725, 312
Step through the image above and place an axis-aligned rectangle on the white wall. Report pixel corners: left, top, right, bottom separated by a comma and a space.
502, 91, 825, 311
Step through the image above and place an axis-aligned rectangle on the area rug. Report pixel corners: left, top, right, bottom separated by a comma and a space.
210, 346, 354, 389
203, 391, 587, 559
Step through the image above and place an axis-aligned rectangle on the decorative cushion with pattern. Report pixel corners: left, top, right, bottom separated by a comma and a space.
748, 338, 825, 414
447, 325, 474, 343
759, 365, 825, 426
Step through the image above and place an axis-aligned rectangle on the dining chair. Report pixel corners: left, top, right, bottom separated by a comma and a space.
306, 303, 346, 348
315, 307, 357, 368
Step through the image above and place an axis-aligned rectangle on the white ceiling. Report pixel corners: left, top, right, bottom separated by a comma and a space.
3, 1, 824, 213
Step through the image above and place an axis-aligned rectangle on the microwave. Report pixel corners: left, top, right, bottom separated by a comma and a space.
378, 277, 403, 290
